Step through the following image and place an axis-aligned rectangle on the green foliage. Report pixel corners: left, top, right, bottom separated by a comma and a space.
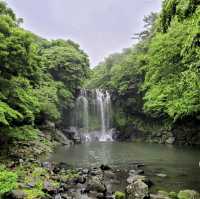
0, 1, 90, 142
143, 5, 200, 121
87, 0, 200, 133
4, 126, 39, 141
115, 191, 125, 199
34, 78, 61, 122
41, 39, 90, 93
159, 0, 200, 32
178, 190, 200, 199
0, 101, 22, 125
0, 165, 17, 195
0, 1, 16, 20
22, 167, 48, 199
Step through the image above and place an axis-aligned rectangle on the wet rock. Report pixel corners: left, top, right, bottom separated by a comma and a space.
166, 137, 175, 144
61, 193, 71, 199
88, 191, 99, 198
46, 121, 56, 129
178, 190, 200, 199
106, 196, 115, 199
150, 194, 171, 199
82, 168, 89, 174
19, 159, 24, 164
75, 176, 86, 184
90, 168, 103, 176
127, 175, 152, 187
136, 163, 145, 168
63, 183, 72, 191
104, 183, 112, 195
55, 194, 62, 199
5, 190, 27, 199
58, 187, 65, 193
52, 175, 61, 181
42, 161, 52, 169
55, 130, 71, 146
17, 183, 27, 189
96, 192, 105, 199
150, 191, 172, 199
126, 180, 150, 199
157, 191, 170, 197
100, 164, 111, 171
56, 162, 71, 171
129, 170, 144, 176
104, 170, 116, 179
43, 181, 58, 195
63, 128, 82, 144
86, 177, 106, 193
8, 161, 16, 168
156, 173, 167, 178
27, 181, 36, 188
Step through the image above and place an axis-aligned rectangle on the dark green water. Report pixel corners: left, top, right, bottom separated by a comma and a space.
50, 142, 200, 192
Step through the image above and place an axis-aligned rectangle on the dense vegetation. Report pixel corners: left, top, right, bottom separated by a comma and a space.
86, 0, 200, 136
0, 1, 90, 143
0, 0, 200, 198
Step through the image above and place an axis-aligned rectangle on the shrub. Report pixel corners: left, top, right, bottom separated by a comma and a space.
0, 165, 17, 195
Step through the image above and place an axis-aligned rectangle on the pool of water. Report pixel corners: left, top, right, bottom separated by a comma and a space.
49, 142, 200, 192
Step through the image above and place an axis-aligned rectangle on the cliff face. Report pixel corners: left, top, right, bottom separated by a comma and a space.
111, 91, 200, 146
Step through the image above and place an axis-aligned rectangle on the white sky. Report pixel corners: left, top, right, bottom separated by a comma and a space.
5, 0, 162, 66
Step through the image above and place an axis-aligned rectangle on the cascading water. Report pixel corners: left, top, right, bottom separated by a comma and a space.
70, 89, 113, 142
75, 89, 89, 134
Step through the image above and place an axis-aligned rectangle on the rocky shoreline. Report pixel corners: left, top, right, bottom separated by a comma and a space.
0, 123, 199, 199
1, 157, 200, 199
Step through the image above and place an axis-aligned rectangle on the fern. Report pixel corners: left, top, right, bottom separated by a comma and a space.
0, 101, 22, 125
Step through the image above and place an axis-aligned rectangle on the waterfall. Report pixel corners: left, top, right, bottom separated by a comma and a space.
74, 89, 89, 134
70, 89, 113, 142
96, 89, 106, 133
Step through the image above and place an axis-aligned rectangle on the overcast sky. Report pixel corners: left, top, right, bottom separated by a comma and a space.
5, 0, 162, 66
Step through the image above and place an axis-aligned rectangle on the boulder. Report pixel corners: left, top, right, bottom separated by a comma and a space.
63, 128, 82, 144
104, 170, 116, 179
75, 176, 86, 184
43, 181, 57, 194
41, 161, 52, 169
86, 177, 106, 193
55, 194, 62, 199
46, 121, 55, 128
166, 137, 175, 144
127, 175, 152, 187
90, 168, 103, 176
129, 170, 144, 176
61, 193, 71, 199
100, 164, 111, 171
96, 192, 105, 199
126, 180, 150, 199
82, 168, 89, 174
178, 190, 200, 199
54, 130, 71, 146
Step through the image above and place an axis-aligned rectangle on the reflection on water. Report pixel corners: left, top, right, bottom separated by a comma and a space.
50, 142, 200, 192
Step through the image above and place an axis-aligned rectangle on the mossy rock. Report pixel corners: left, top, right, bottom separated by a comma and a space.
158, 190, 170, 197
169, 191, 178, 199
178, 190, 200, 199
115, 191, 125, 199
